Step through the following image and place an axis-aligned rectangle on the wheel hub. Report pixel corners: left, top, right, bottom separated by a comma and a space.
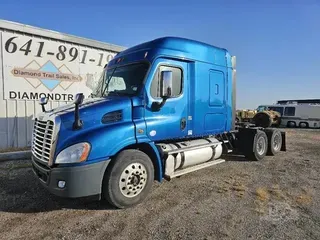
257, 136, 266, 155
131, 174, 140, 186
119, 163, 147, 198
273, 134, 281, 151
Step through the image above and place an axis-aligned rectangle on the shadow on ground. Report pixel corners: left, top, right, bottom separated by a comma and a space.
0, 154, 251, 213
224, 154, 251, 162
0, 161, 117, 213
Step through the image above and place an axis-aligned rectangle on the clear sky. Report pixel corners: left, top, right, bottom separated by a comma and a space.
0, 0, 319, 109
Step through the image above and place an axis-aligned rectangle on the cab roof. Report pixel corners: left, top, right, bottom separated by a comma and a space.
115, 37, 231, 67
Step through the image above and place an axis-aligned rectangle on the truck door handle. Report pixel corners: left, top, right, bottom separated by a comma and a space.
181, 118, 186, 130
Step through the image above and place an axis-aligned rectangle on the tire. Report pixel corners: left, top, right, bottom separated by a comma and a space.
253, 112, 272, 128
244, 130, 268, 161
265, 129, 282, 156
287, 121, 296, 128
299, 122, 308, 128
102, 149, 154, 209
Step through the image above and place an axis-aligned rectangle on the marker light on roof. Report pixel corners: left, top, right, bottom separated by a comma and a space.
144, 52, 148, 58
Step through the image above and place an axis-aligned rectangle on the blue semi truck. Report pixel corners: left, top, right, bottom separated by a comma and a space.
31, 37, 286, 208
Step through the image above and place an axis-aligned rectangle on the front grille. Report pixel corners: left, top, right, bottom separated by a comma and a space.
31, 119, 54, 163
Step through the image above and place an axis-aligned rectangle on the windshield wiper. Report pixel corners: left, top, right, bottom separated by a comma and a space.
108, 91, 121, 96
108, 91, 132, 97
102, 67, 117, 97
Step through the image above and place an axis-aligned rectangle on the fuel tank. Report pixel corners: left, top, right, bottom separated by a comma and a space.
157, 137, 223, 177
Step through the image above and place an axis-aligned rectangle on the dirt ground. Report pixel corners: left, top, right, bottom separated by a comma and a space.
0, 128, 320, 240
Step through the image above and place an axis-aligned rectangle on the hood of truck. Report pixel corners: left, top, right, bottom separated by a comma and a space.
43, 97, 107, 117
50, 96, 141, 161
54, 96, 132, 128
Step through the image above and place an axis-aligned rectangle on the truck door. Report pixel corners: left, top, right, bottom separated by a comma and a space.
206, 69, 227, 133
144, 58, 188, 141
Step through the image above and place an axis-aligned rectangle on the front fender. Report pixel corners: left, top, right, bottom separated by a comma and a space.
146, 141, 163, 182
55, 122, 164, 182
55, 122, 136, 165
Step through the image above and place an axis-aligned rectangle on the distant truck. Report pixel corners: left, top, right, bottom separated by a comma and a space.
31, 37, 287, 209
235, 109, 257, 123
236, 109, 281, 128
257, 102, 320, 129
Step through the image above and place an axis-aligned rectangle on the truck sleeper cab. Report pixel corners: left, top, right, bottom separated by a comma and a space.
31, 37, 286, 209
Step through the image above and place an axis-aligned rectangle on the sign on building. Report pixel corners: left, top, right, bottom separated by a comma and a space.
0, 20, 125, 149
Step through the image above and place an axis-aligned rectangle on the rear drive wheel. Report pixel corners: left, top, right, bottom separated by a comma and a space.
102, 149, 154, 209
245, 130, 268, 161
265, 129, 282, 156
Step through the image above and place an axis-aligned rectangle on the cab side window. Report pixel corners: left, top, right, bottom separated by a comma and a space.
151, 65, 182, 98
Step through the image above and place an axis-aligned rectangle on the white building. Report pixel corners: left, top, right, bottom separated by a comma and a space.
0, 20, 125, 150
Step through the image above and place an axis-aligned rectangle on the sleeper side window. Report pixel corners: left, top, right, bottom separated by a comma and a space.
284, 107, 295, 116
150, 65, 182, 98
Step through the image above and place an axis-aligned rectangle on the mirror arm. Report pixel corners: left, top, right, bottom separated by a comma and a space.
151, 96, 169, 112
158, 96, 168, 108
72, 93, 84, 130
73, 103, 83, 130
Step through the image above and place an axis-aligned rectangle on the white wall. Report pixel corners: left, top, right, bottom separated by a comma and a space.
0, 20, 125, 150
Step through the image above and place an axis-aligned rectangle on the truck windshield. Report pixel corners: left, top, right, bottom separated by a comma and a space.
92, 62, 149, 97
257, 106, 267, 112
257, 106, 284, 115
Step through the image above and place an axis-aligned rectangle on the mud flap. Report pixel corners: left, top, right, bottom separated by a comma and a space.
280, 131, 286, 151
237, 127, 259, 153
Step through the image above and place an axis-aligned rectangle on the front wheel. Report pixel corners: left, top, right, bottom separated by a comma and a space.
102, 149, 154, 209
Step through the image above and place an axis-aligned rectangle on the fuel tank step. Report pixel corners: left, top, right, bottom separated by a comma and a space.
164, 159, 225, 180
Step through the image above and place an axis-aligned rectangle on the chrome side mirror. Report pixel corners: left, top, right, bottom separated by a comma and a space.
160, 71, 173, 98
151, 71, 173, 112
74, 93, 84, 105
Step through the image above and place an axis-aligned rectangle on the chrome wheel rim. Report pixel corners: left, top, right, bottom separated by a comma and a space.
273, 134, 281, 151
257, 136, 266, 155
119, 163, 148, 198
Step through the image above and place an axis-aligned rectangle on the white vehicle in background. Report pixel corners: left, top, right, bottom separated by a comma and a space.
257, 101, 320, 129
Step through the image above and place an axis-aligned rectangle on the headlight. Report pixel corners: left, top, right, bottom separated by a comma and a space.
55, 142, 90, 164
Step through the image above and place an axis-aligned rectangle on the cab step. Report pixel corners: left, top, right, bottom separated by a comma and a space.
164, 159, 225, 180
217, 132, 234, 154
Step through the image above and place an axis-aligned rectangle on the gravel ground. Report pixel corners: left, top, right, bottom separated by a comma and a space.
0, 128, 320, 240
